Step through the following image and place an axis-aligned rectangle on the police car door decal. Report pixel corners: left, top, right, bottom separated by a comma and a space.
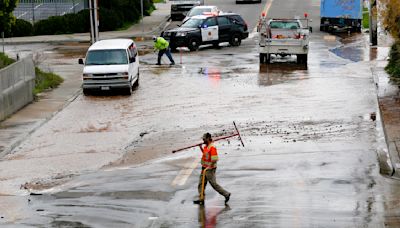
201, 25, 219, 42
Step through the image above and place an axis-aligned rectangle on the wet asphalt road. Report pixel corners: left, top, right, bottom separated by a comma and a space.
3, 0, 400, 227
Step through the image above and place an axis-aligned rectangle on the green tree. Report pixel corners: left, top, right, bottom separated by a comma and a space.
0, 0, 18, 36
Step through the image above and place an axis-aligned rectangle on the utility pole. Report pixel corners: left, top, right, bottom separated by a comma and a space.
32, 0, 35, 24
140, 0, 144, 34
93, 0, 99, 41
89, 0, 95, 43
89, 0, 99, 43
73, 0, 76, 14
369, 0, 378, 46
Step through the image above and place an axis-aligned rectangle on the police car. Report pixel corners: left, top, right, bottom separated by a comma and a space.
162, 12, 249, 51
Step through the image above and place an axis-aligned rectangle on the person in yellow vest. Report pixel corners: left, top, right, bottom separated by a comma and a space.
193, 133, 231, 205
153, 36, 175, 65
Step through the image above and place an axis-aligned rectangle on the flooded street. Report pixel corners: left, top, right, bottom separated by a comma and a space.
2, 0, 400, 227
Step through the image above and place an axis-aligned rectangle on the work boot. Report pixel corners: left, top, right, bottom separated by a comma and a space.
156, 63, 161, 65
225, 193, 231, 204
193, 200, 204, 205
170, 62, 175, 65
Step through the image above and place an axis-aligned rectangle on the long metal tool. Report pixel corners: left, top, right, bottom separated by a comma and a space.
172, 121, 245, 153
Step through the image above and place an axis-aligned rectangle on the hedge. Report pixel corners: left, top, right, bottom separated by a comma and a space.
0, 53, 15, 69
385, 41, 400, 84
6, 0, 154, 37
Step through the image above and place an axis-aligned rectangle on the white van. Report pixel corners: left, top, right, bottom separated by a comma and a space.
79, 39, 139, 95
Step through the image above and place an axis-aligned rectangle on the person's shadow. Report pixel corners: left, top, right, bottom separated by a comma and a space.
198, 204, 231, 228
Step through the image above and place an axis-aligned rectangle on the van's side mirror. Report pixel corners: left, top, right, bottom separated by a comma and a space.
78, 58, 84, 65
309, 26, 313, 33
130, 57, 136, 63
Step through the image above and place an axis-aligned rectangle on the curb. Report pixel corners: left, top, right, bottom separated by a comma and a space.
0, 88, 82, 158
371, 62, 400, 179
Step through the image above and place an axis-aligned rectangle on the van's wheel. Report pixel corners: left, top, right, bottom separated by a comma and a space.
83, 88, 90, 96
259, 53, 265, 64
229, 33, 242, 46
126, 87, 132, 95
188, 38, 200, 51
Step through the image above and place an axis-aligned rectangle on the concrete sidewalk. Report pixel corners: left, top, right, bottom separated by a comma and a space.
0, 2, 171, 157
4, 2, 171, 44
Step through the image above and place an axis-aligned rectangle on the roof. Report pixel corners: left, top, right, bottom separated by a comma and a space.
190, 12, 241, 20
88, 39, 134, 51
191, 15, 209, 20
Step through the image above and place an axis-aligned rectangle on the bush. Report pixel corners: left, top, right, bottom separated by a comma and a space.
14, 0, 155, 36
385, 41, 400, 83
34, 9, 90, 35
98, 8, 124, 31
0, 53, 15, 69
34, 67, 64, 96
8, 19, 34, 37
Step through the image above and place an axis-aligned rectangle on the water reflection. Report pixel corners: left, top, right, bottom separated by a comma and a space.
198, 205, 231, 228
258, 63, 308, 86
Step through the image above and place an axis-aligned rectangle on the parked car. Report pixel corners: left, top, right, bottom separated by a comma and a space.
258, 18, 311, 64
170, 0, 204, 21
78, 39, 139, 95
236, 0, 261, 3
162, 13, 249, 51
183, 5, 220, 23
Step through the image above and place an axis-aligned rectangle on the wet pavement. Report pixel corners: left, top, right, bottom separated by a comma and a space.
1, 0, 400, 227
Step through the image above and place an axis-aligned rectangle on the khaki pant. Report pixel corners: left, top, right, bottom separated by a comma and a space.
198, 167, 230, 198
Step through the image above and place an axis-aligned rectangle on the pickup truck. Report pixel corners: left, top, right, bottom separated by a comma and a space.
258, 17, 311, 64
320, 0, 362, 32
170, 0, 204, 21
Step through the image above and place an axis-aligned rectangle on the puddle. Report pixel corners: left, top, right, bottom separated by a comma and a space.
330, 33, 369, 62
258, 63, 308, 86
330, 45, 365, 62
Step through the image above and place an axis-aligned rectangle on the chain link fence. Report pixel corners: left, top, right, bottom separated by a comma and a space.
13, 0, 88, 24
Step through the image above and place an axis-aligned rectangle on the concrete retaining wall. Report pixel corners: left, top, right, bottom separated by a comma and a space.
0, 57, 35, 121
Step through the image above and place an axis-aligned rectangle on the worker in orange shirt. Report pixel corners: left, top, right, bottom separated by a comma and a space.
193, 133, 231, 205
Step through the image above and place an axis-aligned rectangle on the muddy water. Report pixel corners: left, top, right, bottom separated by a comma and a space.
2, 30, 399, 226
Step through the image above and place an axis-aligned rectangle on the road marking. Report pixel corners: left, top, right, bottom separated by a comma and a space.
249, 0, 274, 39
171, 157, 199, 187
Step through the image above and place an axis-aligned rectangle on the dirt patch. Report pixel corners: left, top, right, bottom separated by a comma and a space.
54, 43, 89, 58
379, 95, 400, 142
20, 174, 75, 192
6, 153, 26, 160
79, 122, 112, 133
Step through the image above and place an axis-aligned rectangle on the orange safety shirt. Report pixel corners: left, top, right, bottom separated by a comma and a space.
201, 143, 219, 168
